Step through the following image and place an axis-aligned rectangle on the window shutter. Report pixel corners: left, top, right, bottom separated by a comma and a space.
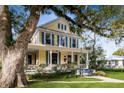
46, 51, 48, 65
57, 35, 59, 46
42, 32, 44, 44
66, 37, 68, 47
77, 38, 78, 48
70, 37, 71, 48
59, 52, 61, 64
52, 34, 54, 45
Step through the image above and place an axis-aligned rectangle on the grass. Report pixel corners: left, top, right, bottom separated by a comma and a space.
26, 81, 124, 88
105, 71, 124, 80
31, 77, 101, 81
26, 70, 124, 88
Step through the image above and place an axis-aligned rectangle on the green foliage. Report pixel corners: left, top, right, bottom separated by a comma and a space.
113, 48, 124, 56
98, 68, 124, 72
89, 46, 106, 69
95, 71, 106, 76
5, 5, 124, 45
28, 72, 76, 80
67, 6, 122, 38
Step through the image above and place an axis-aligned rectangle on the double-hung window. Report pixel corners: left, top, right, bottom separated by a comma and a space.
45, 33, 51, 45
61, 36, 66, 47
72, 38, 76, 48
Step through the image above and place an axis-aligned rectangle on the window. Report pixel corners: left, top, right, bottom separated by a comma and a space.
61, 36, 66, 46
45, 33, 51, 44
58, 23, 60, 29
61, 24, 63, 30
72, 38, 76, 48
64, 25, 66, 30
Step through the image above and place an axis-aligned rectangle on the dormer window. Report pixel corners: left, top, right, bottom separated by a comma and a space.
58, 23, 67, 31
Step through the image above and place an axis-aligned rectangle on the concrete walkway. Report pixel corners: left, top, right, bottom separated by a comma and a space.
85, 76, 124, 83
30, 76, 124, 83
49, 76, 124, 83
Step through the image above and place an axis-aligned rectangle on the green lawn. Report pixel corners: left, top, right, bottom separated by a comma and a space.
36, 77, 101, 81
26, 81, 124, 88
106, 71, 124, 80
26, 71, 124, 88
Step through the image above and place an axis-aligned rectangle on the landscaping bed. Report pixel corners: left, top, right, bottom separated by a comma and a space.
27, 72, 101, 81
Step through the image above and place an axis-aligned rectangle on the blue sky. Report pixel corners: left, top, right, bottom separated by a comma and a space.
37, 13, 124, 58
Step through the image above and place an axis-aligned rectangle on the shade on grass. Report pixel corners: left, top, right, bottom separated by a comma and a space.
27, 81, 124, 88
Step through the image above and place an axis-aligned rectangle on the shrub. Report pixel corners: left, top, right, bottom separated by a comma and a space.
95, 71, 106, 76
28, 73, 42, 80
37, 64, 47, 73
27, 71, 76, 80
98, 68, 124, 72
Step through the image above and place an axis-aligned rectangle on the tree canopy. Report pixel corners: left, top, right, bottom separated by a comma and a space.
7, 5, 124, 46
113, 48, 124, 56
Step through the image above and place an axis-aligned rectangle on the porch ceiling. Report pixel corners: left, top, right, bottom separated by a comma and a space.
28, 43, 91, 53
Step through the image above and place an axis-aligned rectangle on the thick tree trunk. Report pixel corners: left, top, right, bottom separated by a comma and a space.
0, 6, 40, 88
0, 48, 28, 88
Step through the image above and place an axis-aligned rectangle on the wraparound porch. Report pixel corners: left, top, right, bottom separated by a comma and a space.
25, 44, 91, 69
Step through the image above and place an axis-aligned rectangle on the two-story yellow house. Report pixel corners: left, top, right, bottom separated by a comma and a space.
26, 17, 91, 68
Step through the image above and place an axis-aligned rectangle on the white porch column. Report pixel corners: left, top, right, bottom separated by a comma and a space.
77, 54, 80, 66
71, 51, 74, 63
50, 50, 52, 65
59, 35, 61, 46
38, 50, 40, 65
86, 52, 89, 69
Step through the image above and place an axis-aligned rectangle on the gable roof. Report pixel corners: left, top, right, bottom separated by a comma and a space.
106, 55, 124, 60
38, 17, 60, 28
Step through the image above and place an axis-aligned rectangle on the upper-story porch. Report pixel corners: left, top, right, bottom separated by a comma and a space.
30, 27, 80, 50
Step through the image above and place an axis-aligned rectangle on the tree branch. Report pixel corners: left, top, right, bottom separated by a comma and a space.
15, 6, 41, 50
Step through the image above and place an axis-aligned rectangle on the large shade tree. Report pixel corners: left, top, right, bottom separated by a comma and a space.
0, 5, 123, 88
82, 32, 106, 69
113, 48, 124, 56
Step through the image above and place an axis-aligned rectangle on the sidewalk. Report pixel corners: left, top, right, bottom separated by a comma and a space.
30, 76, 124, 83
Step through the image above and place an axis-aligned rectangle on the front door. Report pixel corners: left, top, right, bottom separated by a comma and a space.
52, 53, 58, 64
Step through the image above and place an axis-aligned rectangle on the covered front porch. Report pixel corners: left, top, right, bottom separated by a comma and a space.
25, 44, 91, 69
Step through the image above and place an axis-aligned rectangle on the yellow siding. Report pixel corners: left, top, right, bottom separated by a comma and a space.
43, 18, 71, 33
39, 49, 46, 64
